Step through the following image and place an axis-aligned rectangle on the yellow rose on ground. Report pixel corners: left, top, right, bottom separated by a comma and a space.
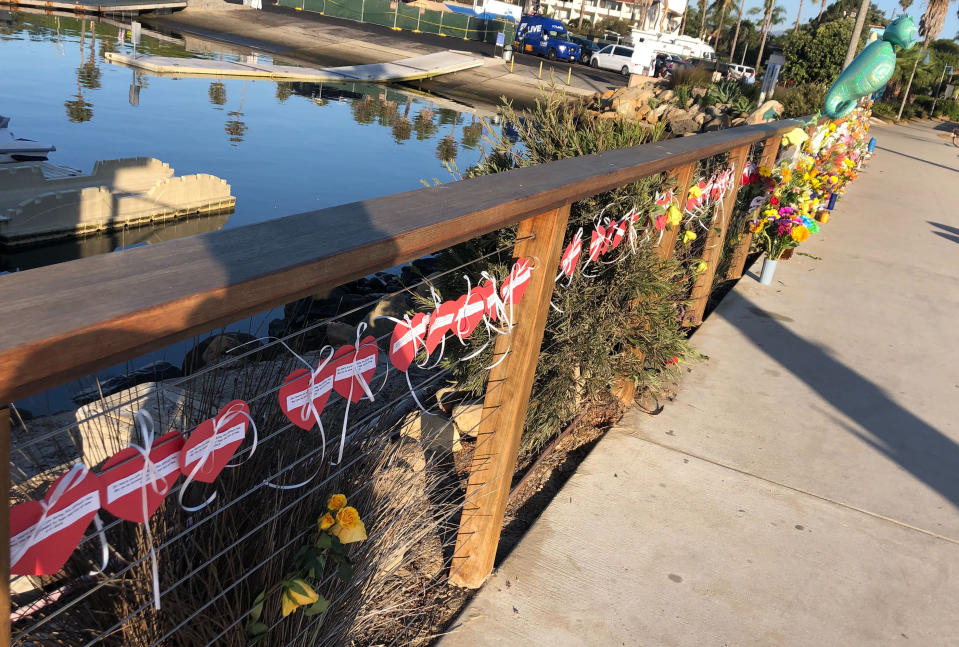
318, 513, 335, 531
666, 204, 682, 228
282, 578, 319, 617
332, 506, 368, 544
327, 494, 347, 511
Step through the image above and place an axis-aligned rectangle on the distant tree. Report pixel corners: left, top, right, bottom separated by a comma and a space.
782, 17, 853, 84
209, 81, 227, 106
275, 82, 293, 102
436, 135, 458, 162
748, 0, 787, 68
413, 107, 438, 140
461, 118, 483, 149
64, 95, 93, 123
898, 0, 913, 14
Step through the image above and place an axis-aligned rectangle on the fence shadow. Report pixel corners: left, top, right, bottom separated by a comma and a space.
929, 221, 959, 246
723, 290, 959, 511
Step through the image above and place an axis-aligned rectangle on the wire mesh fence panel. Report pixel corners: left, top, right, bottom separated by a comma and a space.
395, 4, 420, 31
361, 0, 394, 28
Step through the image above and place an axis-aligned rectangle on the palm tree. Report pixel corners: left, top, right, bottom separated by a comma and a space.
749, 0, 786, 69
897, 0, 953, 120
818, 0, 826, 21
713, 0, 730, 47
794, 0, 803, 33
728, 0, 747, 60
697, 0, 708, 39
899, 0, 913, 13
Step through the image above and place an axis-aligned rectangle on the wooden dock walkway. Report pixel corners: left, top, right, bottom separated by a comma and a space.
104, 50, 484, 82
0, 0, 185, 13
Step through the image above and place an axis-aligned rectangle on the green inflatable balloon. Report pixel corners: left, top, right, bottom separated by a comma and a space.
823, 15, 919, 119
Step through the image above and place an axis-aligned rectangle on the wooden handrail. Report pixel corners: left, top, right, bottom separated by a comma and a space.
0, 120, 797, 404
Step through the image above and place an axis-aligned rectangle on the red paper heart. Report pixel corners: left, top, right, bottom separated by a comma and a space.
480, 280, 501, 322
388, 312, 429, 372
179, 400, 251, 484
609, 219, 627, 250
500, 258, 532, 306
589, 227, 609, 262
99, 431, 184, 524
278, 361, 335, 430
331, 335, 379, 403
424, 300, 458, 355
655, 190, 672, 207
10, 468, 101, 576
455, 288, 487, 340
560, 234, 582, 277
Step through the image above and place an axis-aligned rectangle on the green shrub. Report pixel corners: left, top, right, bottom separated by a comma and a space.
703, 80, 743, 107
871, 101, 897, 119
443, 91, 697, 451
775, 83, 827, 119
674, 84, 692, 108
937, 100, 959, 122
669, 66, 712, 90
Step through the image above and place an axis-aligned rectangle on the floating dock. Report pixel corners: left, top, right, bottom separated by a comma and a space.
104, 50, 484, 82
0, 158, 235, 246
0, 0, 185, 13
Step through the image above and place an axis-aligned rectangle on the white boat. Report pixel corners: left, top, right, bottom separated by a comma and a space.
0, 116, 56, 163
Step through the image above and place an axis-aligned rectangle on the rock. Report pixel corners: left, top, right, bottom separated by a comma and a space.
75, 382, 197, 469
747, 100, 783, 125
656, 89, 674, 101
362, 293, 411, 344
399, 411, 460, 454
612, 97, 638, 116
694, 112, 708, 126
703, 115, 730, 131
599, 111, 621, 120
325, 321, 355, 346
181, 333, 259, 376
652, 103, 671, 118
73, 361, 182, 405
707, 105, 725, 119
691, 87, 707, 100
451, 403, 482, 438
668, 115, 700, 136
645, 111, 659, 125
732, 117, 747, 126
636, 103, 651, 118
11, 411, 82, 480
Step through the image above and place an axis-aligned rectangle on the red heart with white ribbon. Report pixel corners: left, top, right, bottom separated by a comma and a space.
99, 431, 184, 524
424, 300, 458, 355
331, 335, 379, 403
500, 258, 532, 306
388, 312, 430, 372
480, 280, 502, 323
10, 465, 101, 576
588, 227, 609, 262
278, 360, 335, 431
559, 231, 583, 278
179, 400, 252, 484
455, 288, 488, 341
609, 218, 628, 250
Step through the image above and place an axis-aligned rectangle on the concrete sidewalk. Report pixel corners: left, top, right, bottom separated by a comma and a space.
440, 122, 959, 646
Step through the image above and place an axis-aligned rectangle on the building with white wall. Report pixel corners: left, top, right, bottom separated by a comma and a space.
537, 0, 686, 34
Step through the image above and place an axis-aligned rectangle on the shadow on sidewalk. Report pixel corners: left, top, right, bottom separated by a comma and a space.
875, 146, 959, 173
930, 221, 959, 245
723, 290, 959, 510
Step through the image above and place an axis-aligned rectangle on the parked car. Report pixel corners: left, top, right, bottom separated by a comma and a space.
654, 53, 691, 78
590, 44, 639, 76
513, 15, 581, 62
725, 63, 756, 80
568, 35, 599, 64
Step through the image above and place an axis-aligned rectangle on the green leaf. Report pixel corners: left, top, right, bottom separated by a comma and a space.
247, 621, 269, 637
303, 595, 330, 617
249, 590, 265, 623
315, 533, 332, 549
337, 561, 354, 581
286, 579, 309, 598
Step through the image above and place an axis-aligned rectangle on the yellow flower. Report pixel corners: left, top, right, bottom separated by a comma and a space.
763, 209, 778, 218
332, 506, 368, 544
781, 168, 792, 182
749, 220, 765, 234
759, 166, 772, 177
682, 229, 697, 244
282, 578, 319, 617
695, 260, 708, 273
828, 175, 838, 185
688, 184, 704, 199
318, 513, 335, 531
327, 494, 347, 511
666, 204, 682, 228
791, 226, 810, 242
828, 123, 837, 132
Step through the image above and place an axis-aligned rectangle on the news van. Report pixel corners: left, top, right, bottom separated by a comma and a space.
513, 15, 581, 62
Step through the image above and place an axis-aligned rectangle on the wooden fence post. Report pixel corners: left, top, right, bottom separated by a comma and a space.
656, 162, 697, 260
725, 134, 783, 280
1, 406, 10, 647
683, 144, 751, 326
450, 205, 570, 589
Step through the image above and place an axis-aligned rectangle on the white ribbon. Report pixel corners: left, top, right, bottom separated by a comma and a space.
127, 410, 170, 610
177, 402, 259, 513
266, 345, 334, 491
332, 323, 377, 466
376, 312, 432, 414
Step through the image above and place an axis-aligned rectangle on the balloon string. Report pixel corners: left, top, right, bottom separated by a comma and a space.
129, 411, 164, 611
332, 323, 376, 466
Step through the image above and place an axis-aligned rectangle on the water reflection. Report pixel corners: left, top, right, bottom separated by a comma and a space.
2, 10, 499, 271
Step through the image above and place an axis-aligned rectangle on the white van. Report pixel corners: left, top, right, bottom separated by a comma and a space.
726, 64, 755, 80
